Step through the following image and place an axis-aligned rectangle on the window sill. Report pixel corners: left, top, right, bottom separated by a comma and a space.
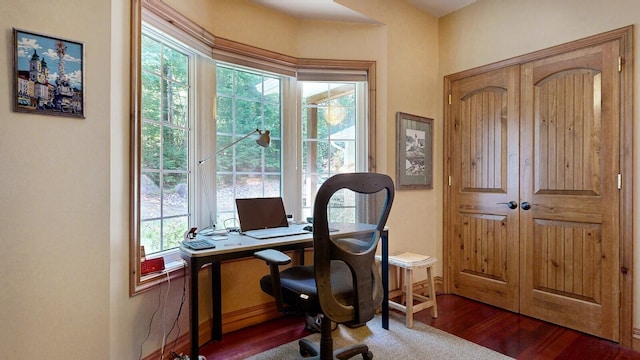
131, 250, 187, 296
140, 258, 186, 282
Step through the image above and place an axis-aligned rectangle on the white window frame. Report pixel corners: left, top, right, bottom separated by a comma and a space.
210, 62, 289, 227
138, 23, 194, 254
131, 8, 217, 295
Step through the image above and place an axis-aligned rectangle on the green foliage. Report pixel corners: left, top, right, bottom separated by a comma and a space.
162, 126, 187, 171
140, 32, 191, 253
215, 65, 282, 186
141, 216, 188, 254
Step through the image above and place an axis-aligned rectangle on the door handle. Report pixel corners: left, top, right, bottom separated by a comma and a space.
521, 202, 531, 210
497, 201, 518, 210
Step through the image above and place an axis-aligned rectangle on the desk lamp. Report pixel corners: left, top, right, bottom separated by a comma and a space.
198, 128, 271, 232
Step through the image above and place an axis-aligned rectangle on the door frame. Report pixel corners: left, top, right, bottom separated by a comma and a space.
443, 26, 633, 347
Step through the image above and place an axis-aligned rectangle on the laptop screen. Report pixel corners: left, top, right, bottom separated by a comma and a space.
235, 197, 289, 232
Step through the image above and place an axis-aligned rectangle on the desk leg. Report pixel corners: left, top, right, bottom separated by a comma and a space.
188, 259, 200, 360
382, 231, 389, 330
211, 261, 223, 341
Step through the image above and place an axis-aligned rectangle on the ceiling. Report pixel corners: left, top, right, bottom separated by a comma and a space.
249, 0, 476, 23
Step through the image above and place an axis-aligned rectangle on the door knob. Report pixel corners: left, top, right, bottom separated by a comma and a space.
521, 202, 531, 210
497, 201, 518, 209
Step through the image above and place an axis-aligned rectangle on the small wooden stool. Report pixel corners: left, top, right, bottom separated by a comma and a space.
377, 252, 438, 328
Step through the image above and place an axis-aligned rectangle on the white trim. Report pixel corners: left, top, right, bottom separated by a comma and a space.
356, 82, 368, 172
281, 77, 300, 219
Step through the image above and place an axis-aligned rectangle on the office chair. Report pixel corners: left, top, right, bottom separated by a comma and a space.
255, 172, 394, 360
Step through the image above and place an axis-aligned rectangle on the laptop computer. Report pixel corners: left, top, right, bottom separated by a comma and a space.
235, 197, 309, 239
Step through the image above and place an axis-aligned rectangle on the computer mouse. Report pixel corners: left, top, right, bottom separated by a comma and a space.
303, 225, 313, 232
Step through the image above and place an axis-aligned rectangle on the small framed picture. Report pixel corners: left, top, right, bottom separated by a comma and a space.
13, 28, 85, 118
396, 112, 433, 190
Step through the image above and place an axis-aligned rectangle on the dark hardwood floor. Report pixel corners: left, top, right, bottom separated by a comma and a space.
200, 295, 640, 359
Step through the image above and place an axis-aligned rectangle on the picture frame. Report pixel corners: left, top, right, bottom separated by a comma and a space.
13, 28, 85, 118
396, 112, 433, 190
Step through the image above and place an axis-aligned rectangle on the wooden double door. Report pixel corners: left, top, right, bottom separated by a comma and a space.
444, 33, 628, 341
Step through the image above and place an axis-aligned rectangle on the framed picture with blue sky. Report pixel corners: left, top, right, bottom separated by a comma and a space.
13, 28, 84, 118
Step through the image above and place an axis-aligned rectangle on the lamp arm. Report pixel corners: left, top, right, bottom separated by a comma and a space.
198, 128, 259, 165
197, 127, 269, 230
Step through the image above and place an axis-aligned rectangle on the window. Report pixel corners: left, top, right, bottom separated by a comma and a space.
139, 26, 192, 255
131, 0, 377, 295
214, 65, 283, 228
301, 81, 366, 222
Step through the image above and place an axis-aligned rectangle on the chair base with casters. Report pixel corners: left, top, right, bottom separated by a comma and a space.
298, 314, 373, 360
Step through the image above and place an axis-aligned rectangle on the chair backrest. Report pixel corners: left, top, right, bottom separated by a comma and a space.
312, 172, 395, 325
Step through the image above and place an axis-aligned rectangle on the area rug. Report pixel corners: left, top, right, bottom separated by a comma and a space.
247, 312, 513, 359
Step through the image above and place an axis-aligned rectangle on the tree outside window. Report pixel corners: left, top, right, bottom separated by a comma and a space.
140, 31, 191, 254
215, 65, 282, 226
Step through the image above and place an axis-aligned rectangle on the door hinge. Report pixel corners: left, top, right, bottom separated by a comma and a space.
618, 57, 622, 72
448, 94, 452, 105
448, 175, 452, 186
617, 173, 622, 189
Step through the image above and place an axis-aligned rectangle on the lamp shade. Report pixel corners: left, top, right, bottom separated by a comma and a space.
256, 130, 271, 148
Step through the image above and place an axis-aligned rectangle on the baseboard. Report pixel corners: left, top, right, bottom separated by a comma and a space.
632, 327, 640, 352
143, 302, 281, 360
435, 276, 443, 293
221, 302, 282, 333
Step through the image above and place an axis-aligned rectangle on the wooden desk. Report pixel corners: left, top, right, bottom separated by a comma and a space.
179, 223, 390, 359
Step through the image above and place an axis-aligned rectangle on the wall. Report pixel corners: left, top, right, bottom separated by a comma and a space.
3, 0, 636, 358
438, 0, 640, 338
0, 0, 111, 358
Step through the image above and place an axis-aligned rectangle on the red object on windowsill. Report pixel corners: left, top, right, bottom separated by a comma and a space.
141, 257, 165, 275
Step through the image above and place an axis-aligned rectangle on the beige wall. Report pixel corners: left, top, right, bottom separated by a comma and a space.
438, 0, 640, 334
0, 0, 111, 358
5, 0, 637, 358
109, 0, 191, 358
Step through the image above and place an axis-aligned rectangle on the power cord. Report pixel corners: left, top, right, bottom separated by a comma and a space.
160, 271, 171, 358
138, 261, 194, 360
165, 264, 187, 355
166, 264, 203, 360
223, 217, 241, 232
167, 351, 206, 360
138, 277, 163, 360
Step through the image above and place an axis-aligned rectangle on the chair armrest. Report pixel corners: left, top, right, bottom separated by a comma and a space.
254, 249, 291, 265
254, 249, 291, 313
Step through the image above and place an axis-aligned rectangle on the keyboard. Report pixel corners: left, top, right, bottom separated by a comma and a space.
242, 226, 310, 239
182, 239, 216, 250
